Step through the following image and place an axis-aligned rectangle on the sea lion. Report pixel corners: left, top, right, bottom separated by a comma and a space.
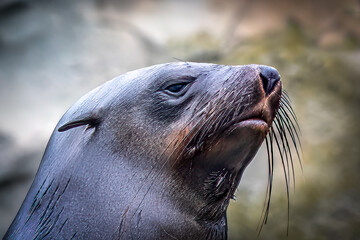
4, 62, 297, 239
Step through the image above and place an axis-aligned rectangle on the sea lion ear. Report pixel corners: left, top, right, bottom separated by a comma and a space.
58, 117, 100, 132
58, 108, 104, 132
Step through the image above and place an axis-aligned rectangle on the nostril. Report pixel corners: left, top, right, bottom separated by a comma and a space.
259, 66, 281, 95
260, 73, 269, 94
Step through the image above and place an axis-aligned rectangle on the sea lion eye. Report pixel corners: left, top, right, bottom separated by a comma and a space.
166, 83, 188, 93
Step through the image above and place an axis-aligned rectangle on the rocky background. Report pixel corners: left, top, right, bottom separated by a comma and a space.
0, 0, 359, 239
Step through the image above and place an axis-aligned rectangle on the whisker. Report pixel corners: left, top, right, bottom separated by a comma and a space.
280, 98, 301, 133
276, 113, 297, 188
272, 128, 290, 236
278, 107, 303, 171
258, 90, 302, 236
275, 116, 296, 189
278, 106, 302, 148
257, 134, 273, 235
265, 130, 275, 224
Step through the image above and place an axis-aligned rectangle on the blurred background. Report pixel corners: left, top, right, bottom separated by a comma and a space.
0, 0, 359, 239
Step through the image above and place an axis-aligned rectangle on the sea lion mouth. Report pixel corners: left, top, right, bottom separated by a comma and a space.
215, 80, 282, 140
214, 117, 269, 147
230, 118, 269, 131
207, 83, 282, 150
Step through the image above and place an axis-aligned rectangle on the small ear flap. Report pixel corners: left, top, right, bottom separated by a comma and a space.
58, 118, 100, 132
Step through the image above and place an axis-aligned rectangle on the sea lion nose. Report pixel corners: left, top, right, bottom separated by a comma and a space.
259, 66, 281, 95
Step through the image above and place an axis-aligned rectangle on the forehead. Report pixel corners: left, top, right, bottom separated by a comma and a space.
147, 62, 218, 83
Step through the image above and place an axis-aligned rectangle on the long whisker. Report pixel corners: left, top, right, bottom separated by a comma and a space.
278, 105, 303, 171
280, 96, 301, 133
274, 119, 290, 185
274, 117, 295, 189
265, 130, 275, 224
257, 133, 273, 235
276, 113, 296, 188
258, 89, 302, 236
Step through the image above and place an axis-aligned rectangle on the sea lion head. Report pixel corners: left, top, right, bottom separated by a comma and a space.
6, 62, 297, 240
62, 62, 282, 235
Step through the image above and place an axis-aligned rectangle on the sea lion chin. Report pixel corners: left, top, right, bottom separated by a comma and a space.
4, 62, 292, 240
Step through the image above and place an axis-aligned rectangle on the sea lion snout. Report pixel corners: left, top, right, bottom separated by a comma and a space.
259, 65, 281, 96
